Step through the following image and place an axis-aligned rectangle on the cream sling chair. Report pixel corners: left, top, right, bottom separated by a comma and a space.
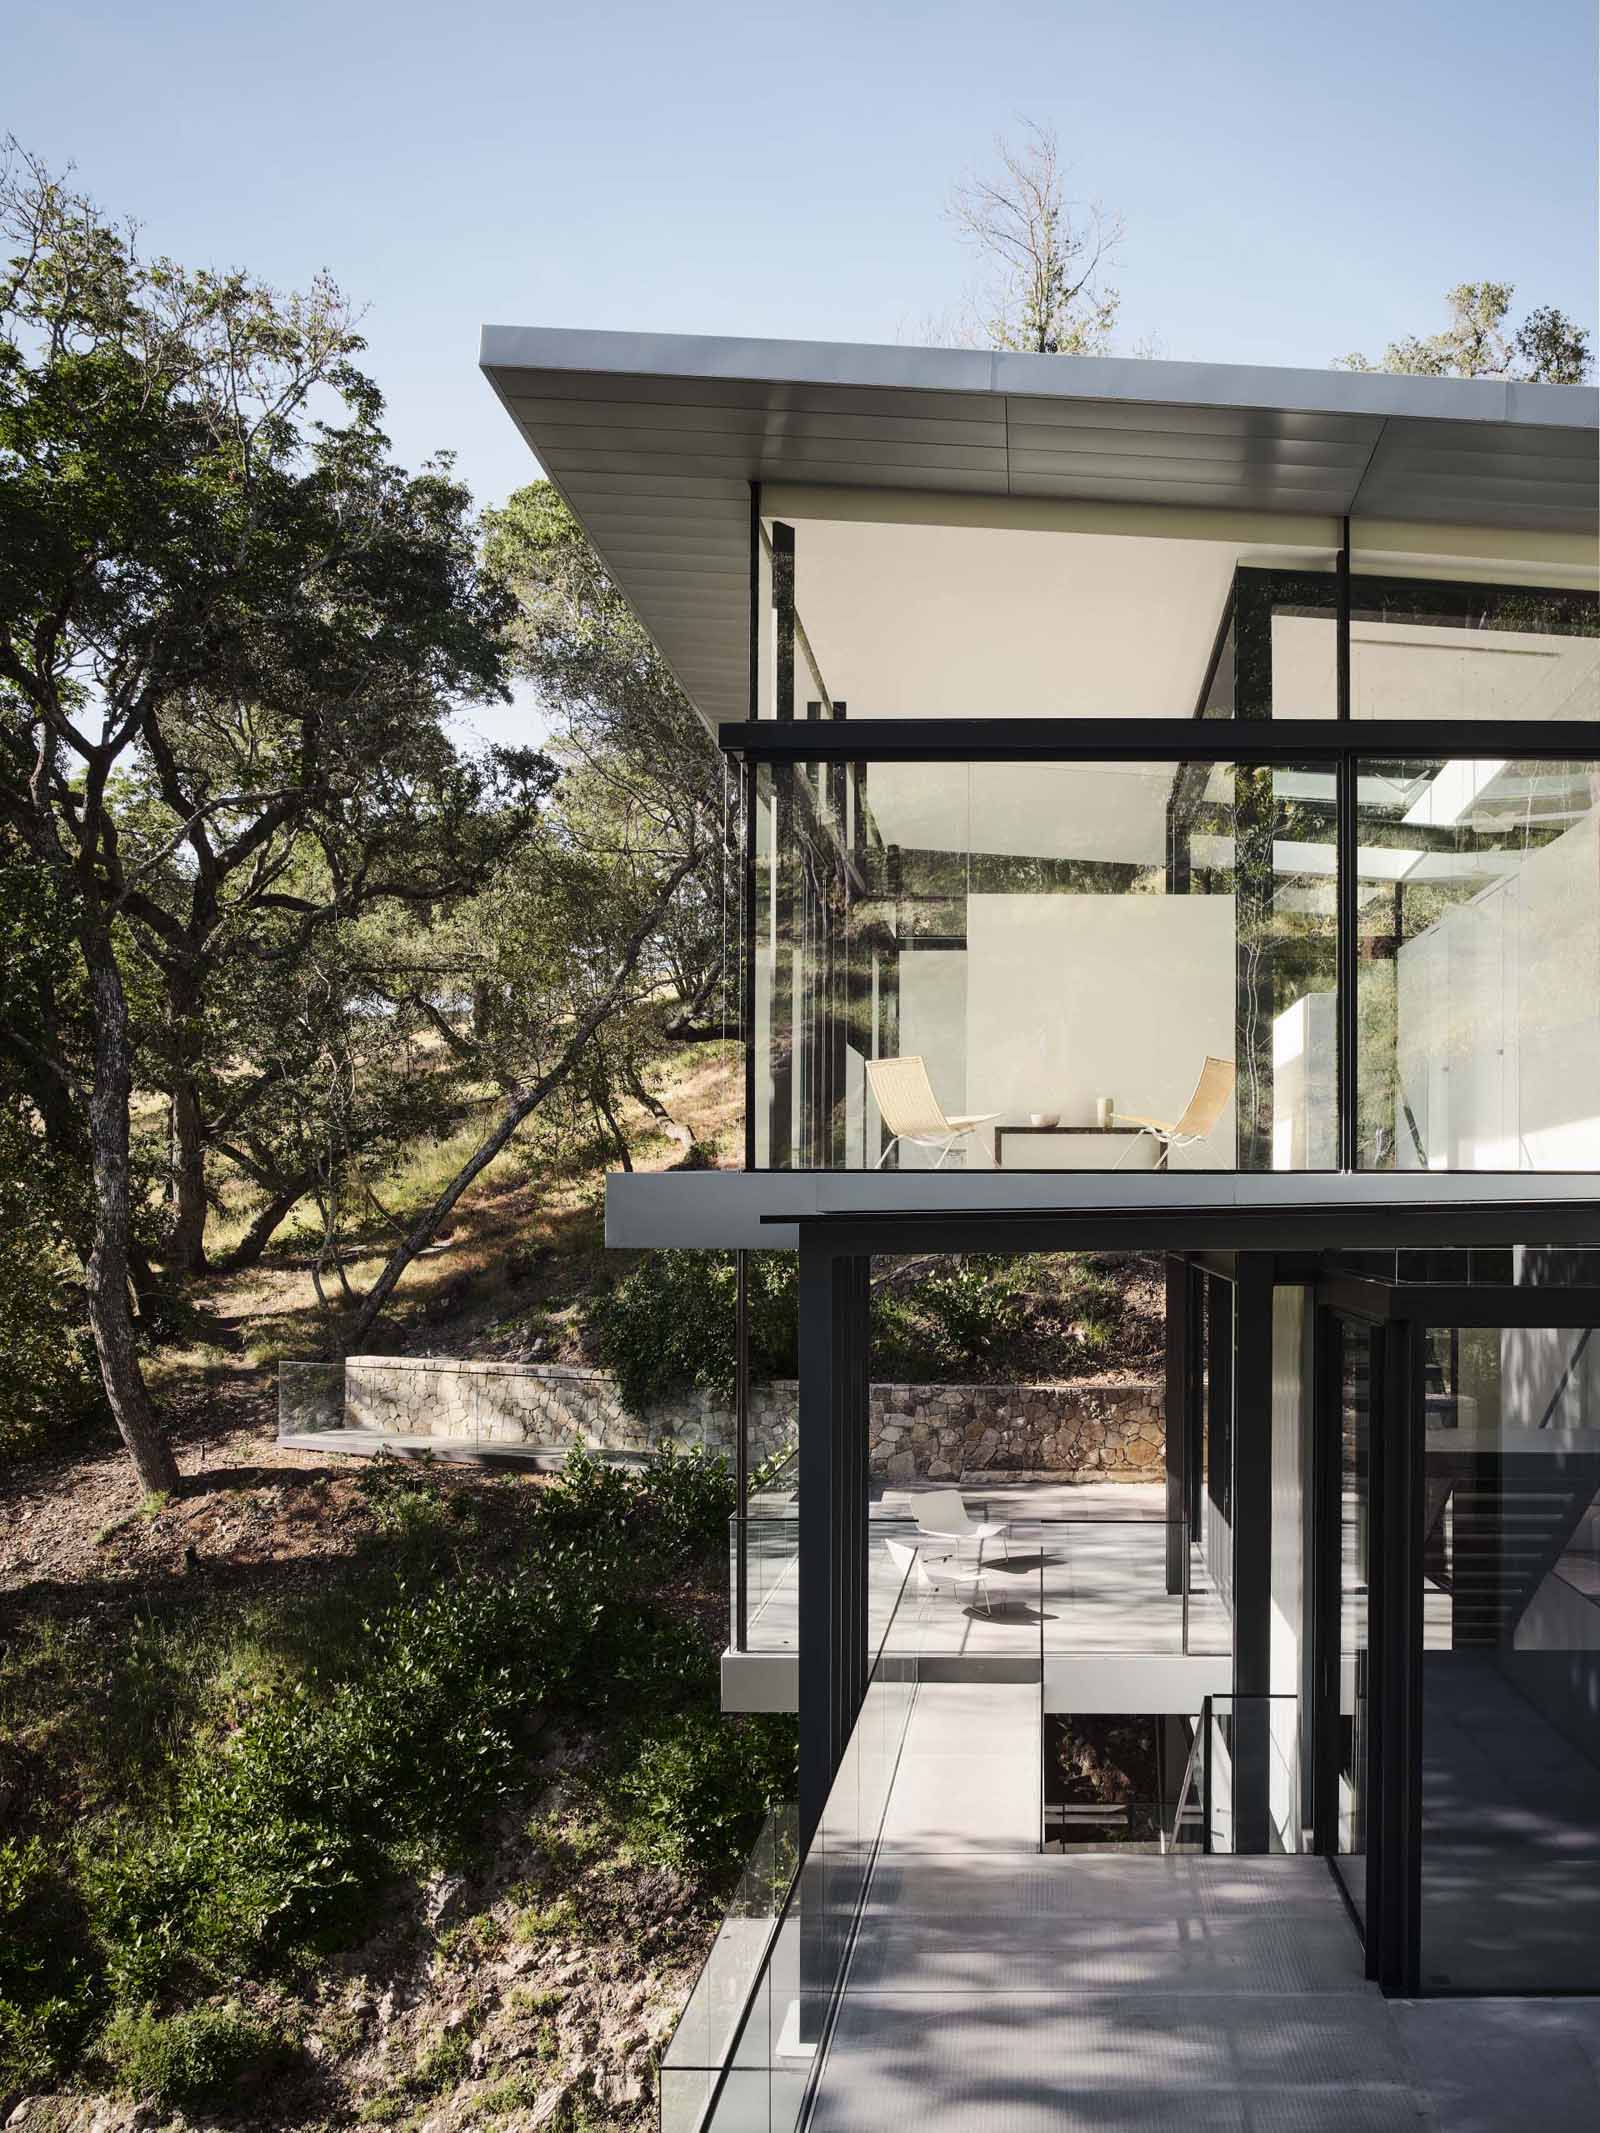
866, 1055, 1000, 1170
885, 1536, 1000, 1617
1115, 1057, 1236, 1170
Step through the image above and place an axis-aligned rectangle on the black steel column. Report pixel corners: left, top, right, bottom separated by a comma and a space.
1231, 1253, 1274, 1853
1373, 1316, 1424, 1994
1336, 518, 1358, 1173
1164, 1256, 1192, 1596
798, 1240, 871, 1852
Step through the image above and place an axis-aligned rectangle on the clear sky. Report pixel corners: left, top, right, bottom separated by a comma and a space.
11, 0, 1599, 741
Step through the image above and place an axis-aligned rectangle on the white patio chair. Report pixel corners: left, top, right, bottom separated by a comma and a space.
1114, 1057, 1236, 1170
867, 1055, 999, 1170
910, 1487, 1009, 1567
885, 1536, 1002, 1617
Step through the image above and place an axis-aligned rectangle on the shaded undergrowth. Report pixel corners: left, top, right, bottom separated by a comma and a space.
0, 1448, 794, 2115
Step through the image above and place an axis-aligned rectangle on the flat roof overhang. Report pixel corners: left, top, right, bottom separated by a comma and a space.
604, 1167, 1600, 1253
480, 326, 1600, 729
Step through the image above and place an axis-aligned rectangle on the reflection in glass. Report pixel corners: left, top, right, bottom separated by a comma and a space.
1333, 1318, 1373, 1926
1350, 577, 1599, 724
753, 759, 1337, 1171
1355, 758, 1600, 1170
1419, 1320, 1600, 1991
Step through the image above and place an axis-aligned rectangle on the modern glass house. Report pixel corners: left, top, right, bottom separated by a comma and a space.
483, 329, 1600, 2125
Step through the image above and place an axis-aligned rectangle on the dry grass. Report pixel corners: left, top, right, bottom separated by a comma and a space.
178, 1041, 743, 1377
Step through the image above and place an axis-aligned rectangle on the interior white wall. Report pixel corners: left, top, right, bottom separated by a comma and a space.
1502, 1322, 1600, 1434
1352, 622, 1600, 723
1272, 990, 1338, 1169
863, 759, 1171, 867
896, 950, 967, 1169
964, 894, 1237, 1167
782, 518, 1241, 719
1396, 807, 1600, 1169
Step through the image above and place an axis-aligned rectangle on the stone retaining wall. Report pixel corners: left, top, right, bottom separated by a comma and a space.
286, 1356, 1163, 1482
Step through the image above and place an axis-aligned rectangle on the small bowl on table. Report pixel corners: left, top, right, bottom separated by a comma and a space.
1027, 1112, 1060, 1129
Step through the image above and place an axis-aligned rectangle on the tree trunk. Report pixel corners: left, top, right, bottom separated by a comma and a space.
165, 961, 210, 1274
167, 1074, 210, 1272
214, 1176, 309, 1273
347, 848, 699, 1350
83, 935, 181, 1496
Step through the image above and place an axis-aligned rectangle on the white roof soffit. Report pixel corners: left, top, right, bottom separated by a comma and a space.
479, 327, 1600, 729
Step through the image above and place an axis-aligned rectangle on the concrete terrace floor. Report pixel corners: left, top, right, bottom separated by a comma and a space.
743, 1481, 1233, 1661
803, 1681, 1600, 2133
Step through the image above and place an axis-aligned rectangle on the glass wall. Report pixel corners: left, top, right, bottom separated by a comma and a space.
1418, 1319, 1600, 1991
1355, 757, 1600, 1169
755, 501, 1597, 728
1348, 576, 1599, 724
752, 758, 1338, 1170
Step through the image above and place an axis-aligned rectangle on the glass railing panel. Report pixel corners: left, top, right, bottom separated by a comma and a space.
732, 1511, 1233, 1664
751, 755, 1339, 1174
658, 1806, 797, 2132
667, 1548, 922, 2130
732, 1516, 930, 1654
1186, 1693, 1305, 1857
1415, 1333, 1600, 1992
730, 1513, 800, 1651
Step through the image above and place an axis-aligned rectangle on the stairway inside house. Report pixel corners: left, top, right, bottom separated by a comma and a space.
1425, 1450, 1600, 1647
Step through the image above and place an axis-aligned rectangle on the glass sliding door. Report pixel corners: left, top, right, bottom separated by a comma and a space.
1417, 1318, 1600, 1991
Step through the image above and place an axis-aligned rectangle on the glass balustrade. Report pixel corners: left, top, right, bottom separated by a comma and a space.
732, 1512, 1220, 1659
1168, 1694, 1306, 1857
659, 1545, 930, 2133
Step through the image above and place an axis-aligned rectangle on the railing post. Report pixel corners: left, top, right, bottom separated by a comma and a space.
734, 1247, 750, 1651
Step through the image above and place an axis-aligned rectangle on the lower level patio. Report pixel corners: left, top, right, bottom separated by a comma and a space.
804, 1682, 1600, 2132
740, 1480, 1232, 1662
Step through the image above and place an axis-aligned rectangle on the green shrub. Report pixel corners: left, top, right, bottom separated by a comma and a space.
0, 1110, 100, 1467
357, 1450, 478, 1558
616, 1711, 797, 1877
635, 1443, 736, 1559
535, 1445, 734, 1578
588, 1251, 796, 1411
15, 1438, 789, 2084
85, 1568, 599, 1993
98, 1999, 282, 2109
0, 1836, 100, 2091
872, 1254, 1035, 1380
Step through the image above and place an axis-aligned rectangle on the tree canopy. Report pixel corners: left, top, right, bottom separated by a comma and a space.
1335, 281, 1592, 383
946, 120, 1123, 356
0, 145, 529, 1487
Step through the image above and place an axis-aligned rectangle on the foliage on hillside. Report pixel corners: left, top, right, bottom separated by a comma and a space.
586, 1245, 1164, 1412
0, 1446, 794, 2125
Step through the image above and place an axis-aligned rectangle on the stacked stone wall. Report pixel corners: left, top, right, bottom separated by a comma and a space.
292, 1357, 1163, 1482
